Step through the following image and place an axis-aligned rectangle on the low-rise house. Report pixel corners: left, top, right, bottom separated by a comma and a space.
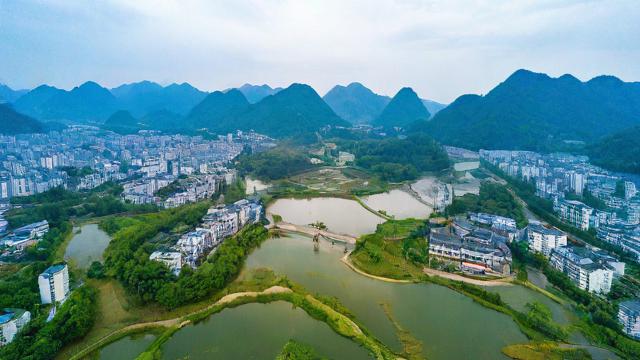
0, 308, 30, 346
619, 299, 640, 340
38, 263, 70, 304
429, 225, 512, 275
526, 224, 567, 256
149, 251, 183, 276
176, 228, 215, 267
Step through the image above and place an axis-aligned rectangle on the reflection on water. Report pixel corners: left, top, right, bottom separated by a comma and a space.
98, 333, 156, 360
361, 189, 432, 219
161, 301, 371, 360
246, 235, 528, 359
267, 197, 384, 236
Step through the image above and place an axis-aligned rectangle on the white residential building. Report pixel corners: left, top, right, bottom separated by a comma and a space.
557, 199, 593, 231
526, 224, 567, 256
0, 308, 31, 346
619, 300, 640, 340
38, 264, 70, 304
549, 247, 613, 294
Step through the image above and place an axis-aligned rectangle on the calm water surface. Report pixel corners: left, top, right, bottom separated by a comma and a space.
98, 333, 156, 360
361, 189, 432, 219
161, 301, 371, 360
64, 223, 111, 269
245, 234, 528, 359
267, 197, 384, 236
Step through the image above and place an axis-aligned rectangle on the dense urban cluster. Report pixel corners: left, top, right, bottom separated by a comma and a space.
481, 150, 640, 260
480, 149, 640, 340
0, 126, 274, 200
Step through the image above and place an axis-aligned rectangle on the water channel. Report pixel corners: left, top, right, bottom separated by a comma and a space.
64, 223, 111, 269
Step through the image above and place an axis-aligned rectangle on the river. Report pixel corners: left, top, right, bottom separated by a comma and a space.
64, 223, 111, 269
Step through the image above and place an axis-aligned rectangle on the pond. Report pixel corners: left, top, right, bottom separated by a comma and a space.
64, 223, 111, 269
267, 197, 385, 236
361, 189, 432, 219
244, 234, 528, 359
161, 301, 371, 360
98, 333, 156, 360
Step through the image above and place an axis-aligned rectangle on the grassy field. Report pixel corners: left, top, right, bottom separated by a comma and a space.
284, 167, 388, 196
502, 343, 591, 360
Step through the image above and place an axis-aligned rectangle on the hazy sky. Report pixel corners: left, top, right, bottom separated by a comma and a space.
1, 0, 639, 103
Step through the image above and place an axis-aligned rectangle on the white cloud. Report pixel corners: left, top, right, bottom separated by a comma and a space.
0, 0, 638, 102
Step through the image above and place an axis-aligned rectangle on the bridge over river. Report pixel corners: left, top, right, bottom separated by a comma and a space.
274, 222, 357, 244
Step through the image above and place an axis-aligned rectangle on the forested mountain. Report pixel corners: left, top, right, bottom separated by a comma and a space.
373, 87, 430, 128
588, 126, 640, 174
323, 82, 390, 124
236, 84, 282, 103
0, 103, 43, 134
420, 69, 640, 151
103, 110, 140, 134
16, 81, 117, 122
185, 90, 250, 130
14, 85, 66, 117
0, 84, 28, 103
111, 81, 208, 116
232, 83, 349, 137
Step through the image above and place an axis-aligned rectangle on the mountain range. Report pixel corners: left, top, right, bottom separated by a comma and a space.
323, 82, 446, 125
588, 126, 640, 174
111, 81, 208, 117
418, 69, 640, 151
0, 84, 28, 103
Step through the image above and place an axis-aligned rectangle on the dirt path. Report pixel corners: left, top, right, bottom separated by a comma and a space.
423, 268, 513, 286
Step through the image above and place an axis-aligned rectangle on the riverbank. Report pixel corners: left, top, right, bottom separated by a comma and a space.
423, 268, 513, 286
342, 252, 413, 284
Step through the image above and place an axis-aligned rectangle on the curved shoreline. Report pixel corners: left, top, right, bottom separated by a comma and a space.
68, 286, 292, 360
341, 252, 413, 284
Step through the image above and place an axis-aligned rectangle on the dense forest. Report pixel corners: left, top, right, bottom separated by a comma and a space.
236, 146, 316, 180
101, 203, 270, 308
587, 125, 640, 174
346, 133, 450, 182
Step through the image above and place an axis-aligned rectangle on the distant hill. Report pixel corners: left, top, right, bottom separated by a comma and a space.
421, 99, 447, 117
0, 84, 28, 103
141, 109, 183, 132
323, 82, 390, 124
103, 110, 142, 134
111, 81, 208, 116
233, 83, 349, 137
236, 84, 282, 104
419, 69, 640, 151
0, 103, 43, 134
588, 126, 640, 174
373, 87, 430, 128
14, 85, 66, 118
185, 90, 250, 131
16, 81, 118, 123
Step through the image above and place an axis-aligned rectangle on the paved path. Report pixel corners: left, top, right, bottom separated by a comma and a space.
276, 222, 357, 244
423, 267, 513, 286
